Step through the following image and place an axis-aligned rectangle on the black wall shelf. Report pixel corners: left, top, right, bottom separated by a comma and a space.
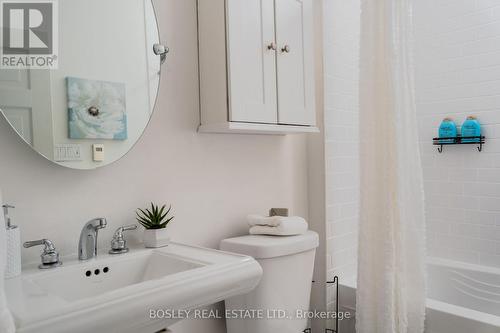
432, 136, 485, 153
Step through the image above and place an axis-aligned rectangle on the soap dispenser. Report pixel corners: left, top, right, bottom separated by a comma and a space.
3, 204, 21, 278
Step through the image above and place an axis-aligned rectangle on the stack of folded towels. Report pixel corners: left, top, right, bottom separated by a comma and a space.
247, 214, 309, 236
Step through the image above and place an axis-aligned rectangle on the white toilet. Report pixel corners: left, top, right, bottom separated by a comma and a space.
220, 231, 319, 333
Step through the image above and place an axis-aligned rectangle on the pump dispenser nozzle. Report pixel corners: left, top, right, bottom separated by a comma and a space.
2, 204, 15, 229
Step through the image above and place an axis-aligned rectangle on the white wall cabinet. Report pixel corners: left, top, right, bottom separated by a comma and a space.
197, 0, 318, 134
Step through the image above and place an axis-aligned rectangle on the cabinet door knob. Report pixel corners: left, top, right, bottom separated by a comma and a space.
281, 45, 291, 53
267, 42, 277, 51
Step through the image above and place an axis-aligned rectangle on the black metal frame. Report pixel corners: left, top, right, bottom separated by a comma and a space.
303, 276, 340, 333
432, 136, 485, 153
326, 276, 339, 333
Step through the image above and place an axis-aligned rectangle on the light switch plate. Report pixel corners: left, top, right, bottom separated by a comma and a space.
93, 144, 104, 162
54, 144, 82, 162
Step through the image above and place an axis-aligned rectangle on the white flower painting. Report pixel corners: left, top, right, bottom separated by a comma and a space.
67, 77, 127, 140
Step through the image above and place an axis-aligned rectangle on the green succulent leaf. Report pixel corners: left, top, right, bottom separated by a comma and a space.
136, 203, 175, 230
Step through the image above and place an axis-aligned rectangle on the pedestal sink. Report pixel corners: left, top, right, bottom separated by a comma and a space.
5, 242, 263, 333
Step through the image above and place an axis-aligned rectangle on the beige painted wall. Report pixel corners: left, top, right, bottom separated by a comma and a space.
0, 0, 315, 332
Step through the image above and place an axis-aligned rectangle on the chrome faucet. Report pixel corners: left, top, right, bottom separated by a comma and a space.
24, 239, 62, 269
78, 218, 107, 260
109, 224, 137, 254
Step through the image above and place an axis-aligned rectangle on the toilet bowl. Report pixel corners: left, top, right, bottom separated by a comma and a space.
220, 231, 319, 333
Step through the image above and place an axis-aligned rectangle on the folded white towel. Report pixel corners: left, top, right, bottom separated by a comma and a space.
247, 215, 307, 227
0, 190, 15, 333
249, 217, 308, 236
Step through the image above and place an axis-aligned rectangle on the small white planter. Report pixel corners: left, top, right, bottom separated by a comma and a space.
143, 229, 171, 248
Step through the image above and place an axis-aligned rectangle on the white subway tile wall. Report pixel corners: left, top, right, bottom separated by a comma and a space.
415, 0, 500, 268
323, 0, 360, 322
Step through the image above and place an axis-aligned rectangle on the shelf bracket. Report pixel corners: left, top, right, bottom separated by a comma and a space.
433, 136, 485, 153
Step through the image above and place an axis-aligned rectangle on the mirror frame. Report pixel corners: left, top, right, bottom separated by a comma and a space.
0, 0, 165, 170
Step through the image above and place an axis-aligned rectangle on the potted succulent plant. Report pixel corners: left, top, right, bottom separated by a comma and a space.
136, 203, 175, 248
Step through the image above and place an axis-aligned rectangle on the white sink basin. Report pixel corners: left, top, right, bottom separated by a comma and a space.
31, 251, 203, 302
5, 242, 262, 333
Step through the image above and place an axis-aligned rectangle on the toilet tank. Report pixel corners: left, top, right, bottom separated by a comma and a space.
220, 231, 319, 333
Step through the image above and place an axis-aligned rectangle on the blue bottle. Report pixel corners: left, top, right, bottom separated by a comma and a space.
461, 116, 481, 143
439, 118, 457, 144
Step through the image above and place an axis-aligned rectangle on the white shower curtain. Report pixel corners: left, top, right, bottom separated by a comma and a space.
356, 0, 426, 332
0, 190, 15, 333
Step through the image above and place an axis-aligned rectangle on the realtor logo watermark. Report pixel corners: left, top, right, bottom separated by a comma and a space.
0, 0, 58, 68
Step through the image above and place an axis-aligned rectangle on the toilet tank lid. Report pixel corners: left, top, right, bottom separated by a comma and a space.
220, 231, 319, 259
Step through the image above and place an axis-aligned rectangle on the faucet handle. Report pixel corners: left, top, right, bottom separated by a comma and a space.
24, 239, 62, 269
113, 224, 138, 239
109, 224, 137, 255
24, 239, 54, 250
119, 224, 138, 233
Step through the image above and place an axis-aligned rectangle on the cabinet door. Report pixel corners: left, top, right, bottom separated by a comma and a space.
226, 0, 278, 124
275, 0, 316, 126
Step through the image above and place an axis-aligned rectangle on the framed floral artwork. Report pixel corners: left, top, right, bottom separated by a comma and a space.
67, 77, 127, 140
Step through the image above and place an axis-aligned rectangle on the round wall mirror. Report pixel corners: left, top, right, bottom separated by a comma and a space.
0, 0, 163, 170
